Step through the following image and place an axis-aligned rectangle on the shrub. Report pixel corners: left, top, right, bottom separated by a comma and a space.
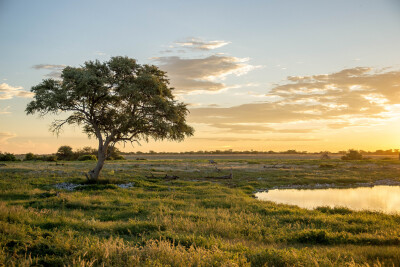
106, 147, 125, 160
56, 145, 75, 160
78, 154, 97, 161
54, 145, 124, 161
75, 146, 97, 158
109, 155, 125, 160
24, 152, 36, 161
0, 152, 18, 161
24, 153, 57, 162
341, 149, 363, 160
39, 155, 57, 162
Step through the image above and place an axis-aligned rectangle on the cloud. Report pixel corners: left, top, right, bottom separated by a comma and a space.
0, 106, 11, 114
209, 123, 315, 134
191, 137, 264, 142
175, 38, 230, 51
0, 132, 16, 144
327, 122, 352, 129
94, 51, 106, 56
32, 64, 66, 78
189, 102, 320, 124
191, 137, 320, 142
267, 137, 321, 142
154, 55, 259, 93
0, 83, 34, 100
160, 49, 173, 54
32, 64, 66, 70
270, 67, 400, 109
44, 71, 63, 78
189, 67, 400, 130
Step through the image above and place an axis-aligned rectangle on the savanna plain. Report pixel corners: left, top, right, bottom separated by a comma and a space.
1, 154, 400, 266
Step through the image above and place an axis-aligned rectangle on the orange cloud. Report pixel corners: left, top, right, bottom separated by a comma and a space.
154, 55, 259, 93
0, 132, 16, 144
175, 38, 231, 51
0, 83, 33, 100
189, 67, 400, 132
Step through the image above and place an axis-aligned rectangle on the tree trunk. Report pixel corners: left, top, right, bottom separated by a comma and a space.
86, 145, 107, 182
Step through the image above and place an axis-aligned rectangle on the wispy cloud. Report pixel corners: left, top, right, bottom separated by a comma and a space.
209, 123, 315, 134
160, 49, 174, 54
32, 64, 66, 70
0, 106, 11, 114
189, 67, 400, 131
32, 64, 66, 78
175, 38, 231, 51
191, 137, 320, 142
94, 51, 106, 56
154, 55, 259, 93
0, 132, 16, 144
0, 83, 33, 100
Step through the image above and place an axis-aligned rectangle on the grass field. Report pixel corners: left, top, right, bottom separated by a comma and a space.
1, 156, 400, 266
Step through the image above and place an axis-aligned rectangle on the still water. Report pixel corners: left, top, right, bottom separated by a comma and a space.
255, 185, 400, 214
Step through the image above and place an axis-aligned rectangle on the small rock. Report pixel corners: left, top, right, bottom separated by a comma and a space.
54, 182, 81, 191
117, 182, 135, 189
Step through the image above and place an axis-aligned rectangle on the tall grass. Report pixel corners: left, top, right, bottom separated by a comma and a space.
0, 159, 400, 265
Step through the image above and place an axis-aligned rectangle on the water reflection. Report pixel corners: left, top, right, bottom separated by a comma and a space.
256, 185, 400, 214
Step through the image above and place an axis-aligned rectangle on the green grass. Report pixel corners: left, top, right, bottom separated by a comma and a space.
1, 158, 400, 266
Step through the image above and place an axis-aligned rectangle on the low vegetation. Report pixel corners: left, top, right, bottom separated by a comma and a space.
55, 146, 125, 161
1, 157, 400, 265
78, 154, 98, 161
21, 146, 125, 162
24, 152, 57, 162
341, 150, 364, 160
126, 148, 400, 155
0, 152, 19, 161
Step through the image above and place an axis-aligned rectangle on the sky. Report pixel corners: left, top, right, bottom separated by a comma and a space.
1, 0, 400, 154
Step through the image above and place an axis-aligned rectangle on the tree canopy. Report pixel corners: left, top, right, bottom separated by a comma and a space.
26, 56, 194, 180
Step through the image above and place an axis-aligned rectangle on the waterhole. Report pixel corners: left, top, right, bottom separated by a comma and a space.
256, 185, 400, 214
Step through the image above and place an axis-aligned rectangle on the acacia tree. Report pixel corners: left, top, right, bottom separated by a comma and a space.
26, 56, 194, 181
56, 145, 74, 160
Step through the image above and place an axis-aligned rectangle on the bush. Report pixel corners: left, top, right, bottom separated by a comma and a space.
24, 152, 36, 161
78, 154, 97, 161
341, 150, 363, 160
24, 153, 57, 162
109, 155, 125, 160
39, 155, 57, 162
107, 147, 125, 160
56, 145, 74, 160
54, 145, 124, 161
75, 146, 97, 158
0, 152, 18, 161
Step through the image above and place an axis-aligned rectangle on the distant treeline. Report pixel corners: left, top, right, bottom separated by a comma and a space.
1, 148, 399, 162
0, 146, 125, 162
123, 149, 400, 155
